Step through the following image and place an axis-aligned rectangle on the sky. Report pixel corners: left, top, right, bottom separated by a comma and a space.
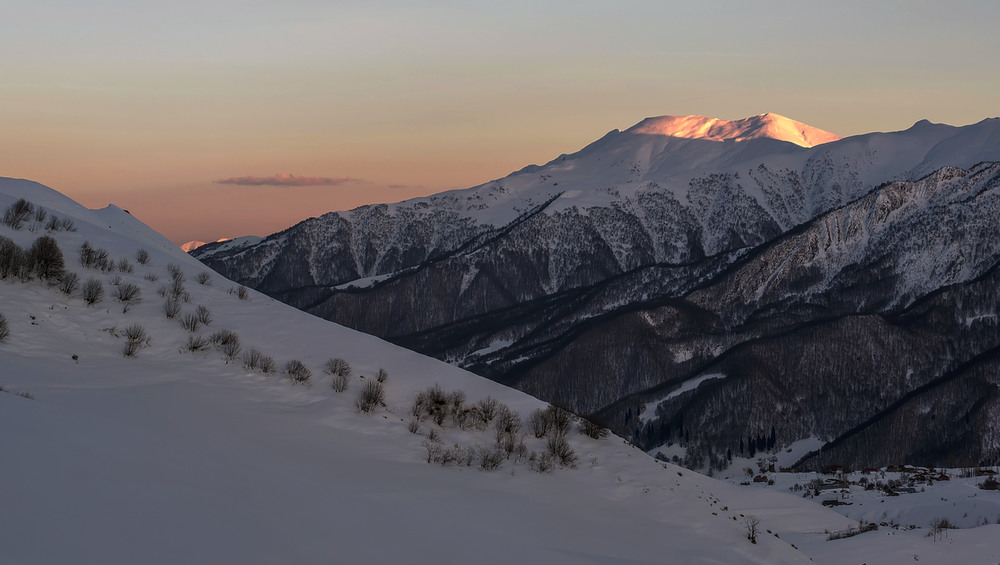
2, 0, 998, 245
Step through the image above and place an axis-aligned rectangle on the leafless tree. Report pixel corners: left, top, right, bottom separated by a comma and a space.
744, 515, 760, 544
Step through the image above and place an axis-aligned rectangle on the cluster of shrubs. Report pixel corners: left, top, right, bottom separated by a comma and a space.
79, 241, 115, 272
1, 234, 66, 282
410, 385, 601, 474
0, 385, 34, 400
227, 284, 249, 300
122, 323, 150, 357
0, 231, 102, 311
325, 358, 352, 392
243, 347, 276, 374
3, 199, 75, 232
208, 329, 241, 362
112, 280, 141, 313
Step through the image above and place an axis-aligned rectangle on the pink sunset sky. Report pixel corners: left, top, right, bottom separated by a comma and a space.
3, 0, 998, 245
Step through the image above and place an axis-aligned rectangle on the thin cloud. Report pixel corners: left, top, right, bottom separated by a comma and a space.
214, 174, 361, 187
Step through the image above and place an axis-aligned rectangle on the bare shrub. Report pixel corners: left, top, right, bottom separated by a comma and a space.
113, 282, 142, 312
59, 218, 76, 231
376, 367, 389, 383
28, 235, 65, 281
58, 272, 79, 295
122, 324, 149, 357
928, 517, 955, 542
170, 277, 186, 299
323, 357, 351, 377
195, 305, 212, 325
436, 444, 463, 466
494, 405, 521, 454
3, 198, 34, 229
407, 418, 421, 434
179, 313, 200, 332
356, 380, 385, 412
331, 372, 350, 393
243, 347, 276, 374
449, 390, 466, 415
166, 263, 184, 283
512, 440, 529, 464
237, 284, 249, 300
183, 334, 210, 352
124, 323, 148, 343
528, 452, 555, 473
144, 272, 159, 282
285, 359, 312, 384
529, 408, 551, 438
33, 207, 48, 224
79, 241, 112, 271
209, 330, 241, 363
412, 384, 457, 426
476, 396, 499, 423
549, 405, 573, 437
579, 417, 610, 439
744, 515, 760, 544
135, 249, 150, 265
546, 435, 578, 468
209, 329, 239, 347
221, 341, 241, 362
260, 356, 276, 374
195, 271, 212, 285
117, 257, 133, 274
209, 329, 241, 362
458, 404, 489, 431
478, 445, 505, 471
0, 313, 9, 341
82, 278, 104, 306
421, 438, 443, 463
79, 241, 95, 268
44, 214, 60, 231
163, 298, 181, 319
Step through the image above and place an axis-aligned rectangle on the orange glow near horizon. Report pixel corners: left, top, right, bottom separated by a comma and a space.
3, 1, 998, 245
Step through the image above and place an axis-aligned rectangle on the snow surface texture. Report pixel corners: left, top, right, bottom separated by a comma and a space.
5, 180, 999, 563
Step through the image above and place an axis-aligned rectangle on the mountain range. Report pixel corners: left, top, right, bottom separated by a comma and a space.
193, 112, 1000, 472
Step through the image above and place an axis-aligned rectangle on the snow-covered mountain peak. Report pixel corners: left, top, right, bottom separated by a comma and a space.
626, 113, 841, 147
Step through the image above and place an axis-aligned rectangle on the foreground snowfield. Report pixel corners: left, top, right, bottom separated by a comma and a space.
1, 177, 997, 564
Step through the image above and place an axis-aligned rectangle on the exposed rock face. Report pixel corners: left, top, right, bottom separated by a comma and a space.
195, 115, 1000, 471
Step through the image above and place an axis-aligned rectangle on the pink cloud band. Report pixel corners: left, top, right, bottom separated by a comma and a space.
214, 174, 360, 187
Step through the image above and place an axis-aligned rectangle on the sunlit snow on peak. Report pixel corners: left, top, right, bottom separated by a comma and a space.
626, 113, 841, 148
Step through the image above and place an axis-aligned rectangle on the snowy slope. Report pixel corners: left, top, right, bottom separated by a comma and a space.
6, 179, 1000, 563
0, 178, 846, 564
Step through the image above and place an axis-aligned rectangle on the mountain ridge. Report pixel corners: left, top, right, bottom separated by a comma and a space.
193, 115, 1000, 472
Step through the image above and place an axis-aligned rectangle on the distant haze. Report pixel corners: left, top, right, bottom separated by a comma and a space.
2, 0, 998, 244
